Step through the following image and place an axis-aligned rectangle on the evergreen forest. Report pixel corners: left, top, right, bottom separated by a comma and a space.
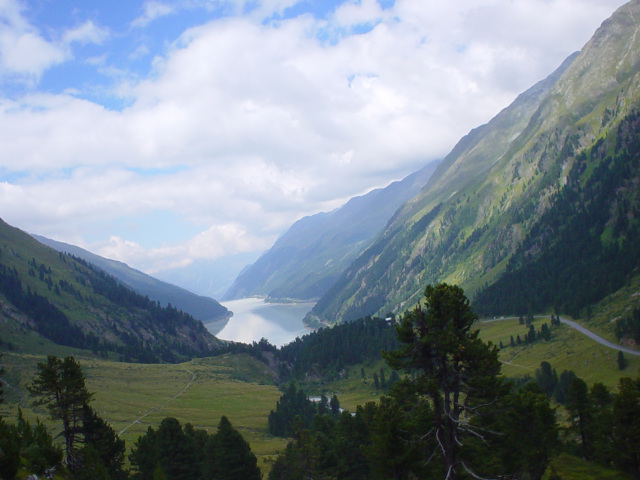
2, 284, 640, 480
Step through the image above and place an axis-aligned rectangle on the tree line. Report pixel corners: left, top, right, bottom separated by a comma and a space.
0, 254, 218, 363
2, 284, 640, 479
474, 109, 640, 318
268, 284, 640, 480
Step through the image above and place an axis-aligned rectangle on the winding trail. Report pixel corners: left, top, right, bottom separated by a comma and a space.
559, 317, 640, 357
118, 368, 196, 435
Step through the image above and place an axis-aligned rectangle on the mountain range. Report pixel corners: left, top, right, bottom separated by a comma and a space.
305, 0, 640, 325
2, 2, 639, 352
0, 218, 224, 362
223, 1, 640, 327
32, 235, 231, 334
224, 161, 439, 302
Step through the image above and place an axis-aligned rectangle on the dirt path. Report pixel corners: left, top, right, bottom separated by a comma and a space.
118, 368, 196, 435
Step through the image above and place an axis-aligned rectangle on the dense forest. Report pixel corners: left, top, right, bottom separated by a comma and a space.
218, 315, 401, 383
3, 285, 639, 480
276, 316, 400, 380
0, 250, 219, 363
473, 110, 640, 317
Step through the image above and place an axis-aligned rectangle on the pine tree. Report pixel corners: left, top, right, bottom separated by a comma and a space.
384, 284, 503, 480
330, 395, 340, 415
80, 404, 127, 480
612, 377, 640, 477
204, 416, 261, 480
566, 377, 592, 460
154, 417, 199, 480
129, 427, 158, 480
28, 355, 94, 471
495, 383, 558, 480
618, 351, 628, 371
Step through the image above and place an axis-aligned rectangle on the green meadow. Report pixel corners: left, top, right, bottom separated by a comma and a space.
1, 313, 639, 478
0, 351, 288, 475
477, 316, 640, 387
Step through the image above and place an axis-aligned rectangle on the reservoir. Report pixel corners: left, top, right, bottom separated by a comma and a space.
211, 298, 315, 347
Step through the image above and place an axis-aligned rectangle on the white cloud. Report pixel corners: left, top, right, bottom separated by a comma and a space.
0, 29, 67, 79
0, 0, 108, 83
94, 223, 272, 273
62, 21, 109, 45
0, 0, 630, 275
131, 1, 176, 28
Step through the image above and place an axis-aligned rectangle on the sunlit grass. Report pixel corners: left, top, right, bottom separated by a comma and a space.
477, 316, 640, 388
0, 351, 287, 476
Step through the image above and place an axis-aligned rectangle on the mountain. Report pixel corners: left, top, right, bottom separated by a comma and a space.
0, 218, 223, 361
32, 235, 231, 334
307, 1, 640, 325
224, 161, 439, 302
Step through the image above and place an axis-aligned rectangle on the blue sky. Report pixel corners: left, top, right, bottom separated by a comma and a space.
0, 0, 629, 281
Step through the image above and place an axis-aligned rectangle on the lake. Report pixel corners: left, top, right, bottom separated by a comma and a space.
210, 298, 315, 347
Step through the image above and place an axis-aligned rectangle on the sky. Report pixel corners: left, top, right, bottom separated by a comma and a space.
0, 0, 629, 278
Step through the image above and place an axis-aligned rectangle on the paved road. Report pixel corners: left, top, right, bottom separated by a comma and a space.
559, 317, 640, 357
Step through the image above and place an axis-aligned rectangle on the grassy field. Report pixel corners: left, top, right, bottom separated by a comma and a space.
0, 350, 288, 475
477, 316, 640, 388
544, 453, 633, 480
2, 312, 639, 478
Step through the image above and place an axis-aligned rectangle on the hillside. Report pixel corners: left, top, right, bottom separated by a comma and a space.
308, 0, 640, 326
224, 161, 439, 302
33, 235, 231, 334
0, 218, 223, 362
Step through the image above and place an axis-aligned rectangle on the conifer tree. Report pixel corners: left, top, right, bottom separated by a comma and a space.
612, 377, 640, 478
80, 404, 127, 480
204, 415, 261, 480
384, 283, 503, 480
566, 377, 592, 460
618, 351, 628, 370
28, 355, 93, 471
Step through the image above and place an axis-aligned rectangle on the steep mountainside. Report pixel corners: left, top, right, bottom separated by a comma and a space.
0, 218, 223, 362
224, 161, 439, 301
308, 0, 640, 325
33, 235, 230, 333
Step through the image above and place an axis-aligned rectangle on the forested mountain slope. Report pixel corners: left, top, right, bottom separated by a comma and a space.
224, 161, 438, 301
0, 218, 223, 362
33, 235, 230, 333
308, 0, 640, 325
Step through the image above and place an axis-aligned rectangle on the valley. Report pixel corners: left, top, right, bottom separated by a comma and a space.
2, 311, 639, 478
1, 1, 640, 479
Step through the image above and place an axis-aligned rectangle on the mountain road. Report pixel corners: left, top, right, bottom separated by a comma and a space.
559, 317, 640, 357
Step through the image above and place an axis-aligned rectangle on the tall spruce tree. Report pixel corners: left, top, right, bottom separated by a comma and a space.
612, 377, 640, 478
384, 283, 503, 480
28, 355, 94, 471
566, 377, 592, 460
204, 415, 261, 480
80, 404, 127, 480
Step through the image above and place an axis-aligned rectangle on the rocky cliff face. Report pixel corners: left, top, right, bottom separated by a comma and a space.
308, 0, 640, 325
